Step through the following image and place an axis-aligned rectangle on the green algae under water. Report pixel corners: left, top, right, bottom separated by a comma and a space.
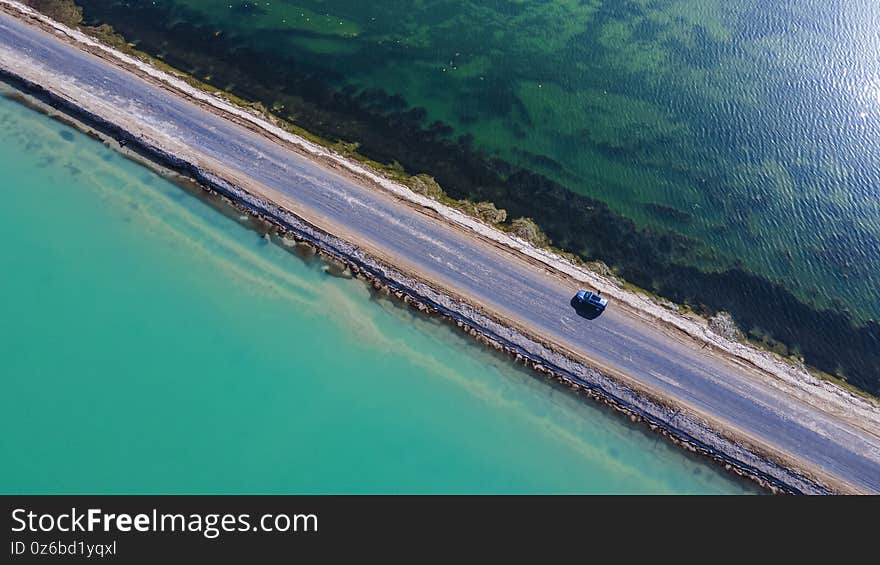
67, 0, 880, 396
77, 0, 880, 320
0, 95, 755, 494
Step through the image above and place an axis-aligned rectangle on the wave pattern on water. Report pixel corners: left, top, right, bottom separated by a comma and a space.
68, 0, 880, 393
78, 0, 880, 314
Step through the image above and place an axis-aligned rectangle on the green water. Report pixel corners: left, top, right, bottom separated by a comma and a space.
70, 0, 880, 395
0, 95, 754, 494
83, 0, 880, 318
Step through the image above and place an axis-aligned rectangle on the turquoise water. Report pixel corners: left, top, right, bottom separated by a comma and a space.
0, 94, 754, 494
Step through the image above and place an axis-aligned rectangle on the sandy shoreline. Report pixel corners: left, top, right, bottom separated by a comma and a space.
1, 0, 878, 493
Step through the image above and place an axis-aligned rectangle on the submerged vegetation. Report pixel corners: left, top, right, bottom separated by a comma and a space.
16, 0, 880, 396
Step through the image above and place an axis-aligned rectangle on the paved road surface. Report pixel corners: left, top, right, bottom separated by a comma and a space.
1, 12, 878, 492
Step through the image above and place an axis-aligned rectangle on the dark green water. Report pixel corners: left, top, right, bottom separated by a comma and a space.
71, 0, 880, 394
0, 94, 756, 493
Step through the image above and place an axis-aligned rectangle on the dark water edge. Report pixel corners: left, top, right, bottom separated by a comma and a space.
22, 0, 880, 396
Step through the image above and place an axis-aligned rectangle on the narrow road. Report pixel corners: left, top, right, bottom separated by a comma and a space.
1, 11, 877, 492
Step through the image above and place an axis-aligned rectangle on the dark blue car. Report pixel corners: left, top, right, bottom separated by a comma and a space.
571, 289, 608, 319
